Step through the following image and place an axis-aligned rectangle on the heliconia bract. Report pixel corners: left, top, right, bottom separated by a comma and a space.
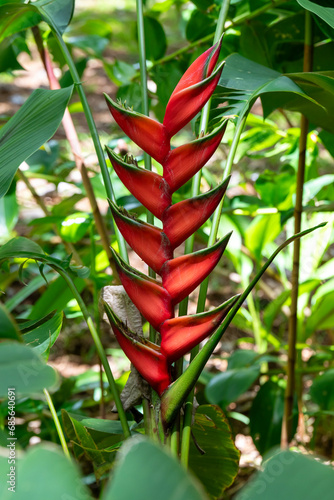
104, 38, 235, 396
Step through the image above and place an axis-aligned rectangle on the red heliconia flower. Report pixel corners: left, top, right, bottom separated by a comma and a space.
160, 295, 239, 363
106, 148, 171, 219
162, 179, 230, 249
164, 121, 227, 192
108, 201, 172, 273
104, 98, 170, 164
104, 40, 234, 396
104, 304, 171, 395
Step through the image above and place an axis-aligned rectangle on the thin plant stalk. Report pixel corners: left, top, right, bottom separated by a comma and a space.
90, 226, 106, 418
32, 26, 119, 281
55, 267, 131, 439
136, 0, 156, 344
283, 9, 313, 446
39, 11, 128, 263
43, 388, 71, 459
170, 415, 180, 457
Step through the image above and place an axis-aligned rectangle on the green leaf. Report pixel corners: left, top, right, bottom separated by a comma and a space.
59, 212, 92, 243
240, 21, 271, 67
22, 311, 63, 356
0, 304, 22, 341
189, 405, 240, 499
5, 272, 56, 312
66, 35, 109, 57
0, 237, 85, 280
62, 411, 110, 476
219, 53, 280, 92
249, 380, 297, 455
263, 289, 290, 331
306, 290, 334, 334
214, 54, 318, 129
0, 36, 24, 72
0, 86, 73, 198
62, 410, 126, 477
0, 341, 58, 397
297, 0, 334, 29
319, 130, 334, 157
63, 412, 127, 436
186, 9, 215, 42
0, 3, 41, 43
0, 180, 18, 240
227, 349, 259, 369
102, 437, 208, 500
235, 450, 334, 500
0, 445, 92, 500
0, 236, 69, 272
245, 213, 282, 263
190, 0, 213, 12
255, 170, 295, 209
262, 72, 334, 134
34, 0, 75, 34
143, 15, 166, 61
303, 174, 334, 204
310, 369, 334, 411
29, 274, 85, 319
151, 60, 183, 107
105, 60, 136, 85
0, 236, 44, 259
117, 84, 143, 113
205, 365, 260, 408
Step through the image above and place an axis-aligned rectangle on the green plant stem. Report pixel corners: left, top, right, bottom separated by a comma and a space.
55, 267, 131, 439
170, 415, 180, 457
43, 388, 71, 459
90, 227, 106, 418
142, 399, 152, 437
136, 0, 156, 344
244, 285, 264, 352
42, 12, 128, 263
136, 0, 153, 184
283, 9, 313, 447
